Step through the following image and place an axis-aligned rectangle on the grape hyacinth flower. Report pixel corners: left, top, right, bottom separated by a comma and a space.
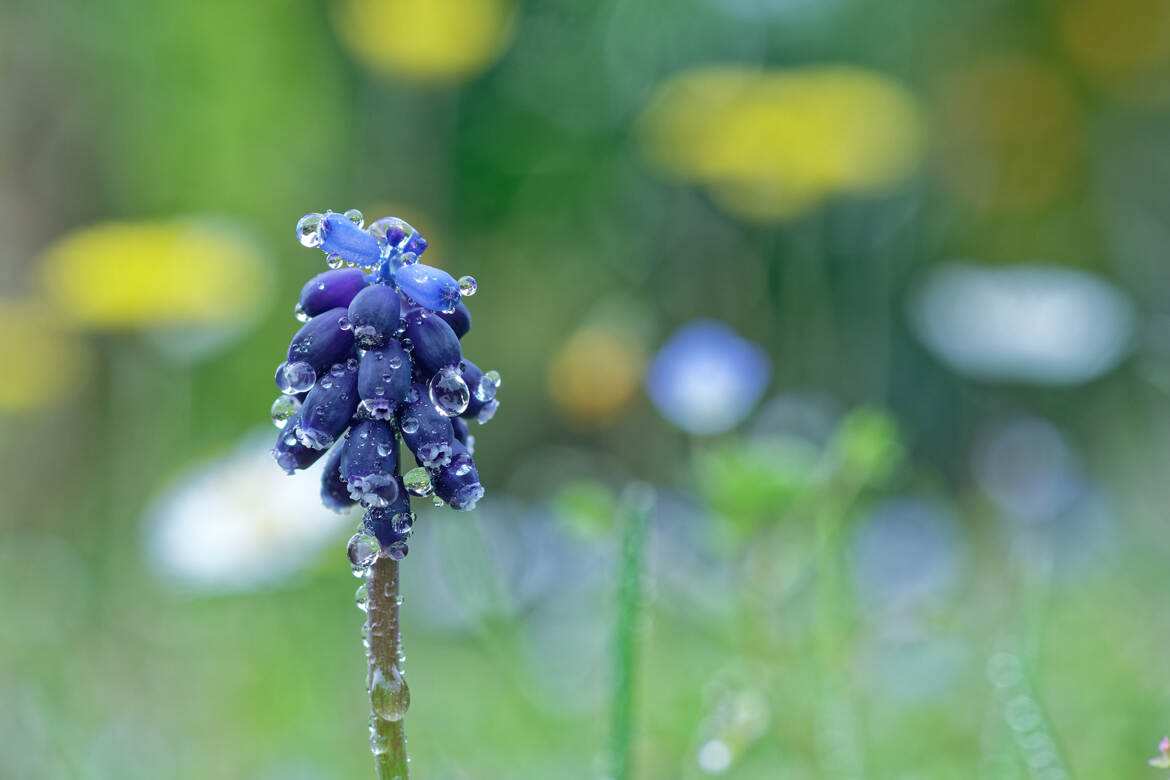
269, 209, 501, 779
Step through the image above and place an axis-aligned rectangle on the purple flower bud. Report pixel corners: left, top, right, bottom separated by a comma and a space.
395, 263, 462, 312
320, 442, 356, 512
436, 301, 471, 339
459, 360, 488, 418
340, 419, 400, 507
295, 360, 360, 450
364, 487, 413, 548
319, 212, 380, 268
431, 440, 484, 511
347, 283, 401, 349
396, 382, 455, 468
299, 268, 369, 318
271, 410, 329, 473
402, 310, 461, 378
358, 339, 411, 406
287, 307, 355, 378
404, 234, 427, 255
451, 416, 470, 445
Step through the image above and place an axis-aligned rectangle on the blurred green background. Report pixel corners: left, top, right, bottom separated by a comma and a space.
4, 0, 1170, 777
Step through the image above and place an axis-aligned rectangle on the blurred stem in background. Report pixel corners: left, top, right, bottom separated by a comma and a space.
366, 556, 410, 779
813, 476, 868, 780
609, 484, 655, 780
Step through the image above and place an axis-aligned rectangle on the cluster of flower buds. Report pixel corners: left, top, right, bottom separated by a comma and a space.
270, 209, 500, 562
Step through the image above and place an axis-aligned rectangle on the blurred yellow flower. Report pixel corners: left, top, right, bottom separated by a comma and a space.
637, 65, 924, 221
548, 326, 645, 425
1057, 0, 1170, 102
936, 56, 1082, 213
334, 0, 514, 85
40, 219, 267, 330
0, 301, 90, 412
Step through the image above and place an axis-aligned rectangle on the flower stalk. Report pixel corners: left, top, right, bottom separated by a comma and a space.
366, 554, 410, 779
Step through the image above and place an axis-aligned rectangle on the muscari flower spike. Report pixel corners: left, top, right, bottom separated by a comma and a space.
271, 209, 500, 562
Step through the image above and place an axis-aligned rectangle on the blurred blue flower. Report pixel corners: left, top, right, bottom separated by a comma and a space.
646, 320, 771, 435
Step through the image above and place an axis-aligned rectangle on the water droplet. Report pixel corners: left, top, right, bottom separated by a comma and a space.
399, 252, 419, 266
403, 467, 432, 497
354, 324, 381, 349
429, 366, 470, 417
345, 208, 365, 228
293, 302, 310, 323
473, 375, 497, 403
376, 442, 392, 457
369, 666, 410, 721
369, 721, 388, 755
347, 532, 381, 569
432, 495, 445, 507
484, 369, 501, 389
327, 253, 345, 270
458, 275, 477, 296
270, 395, 301, 428
387, 541, 409, 561
278, 361, 317, 394
355, 582, 369, 612
296, 213, 325, 247
454, 462, 472, 477
476, 398, 499, 424
400, 416, 419, 434
391, 513, 414, 534
388, 355, 403, 369
338, 315, 352, 331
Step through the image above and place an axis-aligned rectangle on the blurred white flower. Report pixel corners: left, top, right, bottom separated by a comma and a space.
143, 431, 354, 592
910, 262, 1136, 384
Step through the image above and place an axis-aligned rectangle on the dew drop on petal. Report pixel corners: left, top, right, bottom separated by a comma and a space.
327, 253, 345, 270
296, 213, 325, 247
429, 366, 470, 417
484, 369, 501, 389
391, 513, 415, 534
454, 462, 472, 477
345, 208, 365, 228
473, 375, 497, 403
270, 395, 301, 428
387, 541, 409, 561
294, 302, 310, 323
400, 416, 419, 434
338, 315, 352, 331
281, 361, 317, 393
347, 532, 381, 569
403, 467, 432, 497
458, 275, 477, 296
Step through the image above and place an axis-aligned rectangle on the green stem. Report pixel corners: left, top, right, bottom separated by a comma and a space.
366, 555, 410, 779
610, 484, 654, 780
813, 488, 867, 780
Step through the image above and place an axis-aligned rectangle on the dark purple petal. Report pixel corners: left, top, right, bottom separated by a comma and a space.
347, 283, 401, 349
287, 307, 355, 377
431, 440, 484, 511
363, 486, 413, 548
339, 419, 400, 507
272, 410, 328, 473
402, 310, 461, 378
299, 268, 369, 317
395, 263, 461, 312
295, 360, 359, 450
435, 301, 471, 339
358, 339, 411, 406
320, 442, 356, 511
396, 382, 455, 468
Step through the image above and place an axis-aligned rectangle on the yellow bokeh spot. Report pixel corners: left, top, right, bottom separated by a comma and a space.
638, 65, 924, 222
936, 56, 1082, 213
548, 327, 645, 425
1058, 0, 1170, 83
0, 301, 90, 412
40, 219, 267, 330
334, 0, 514, 85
